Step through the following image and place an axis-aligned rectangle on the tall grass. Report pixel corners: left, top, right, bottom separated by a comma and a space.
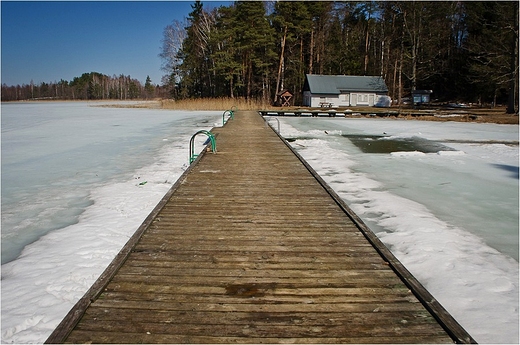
160, 97, 266, 111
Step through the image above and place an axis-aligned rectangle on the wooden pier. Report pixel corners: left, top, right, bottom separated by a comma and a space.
46, 111, 475, 344
258, 107, 485, 120
258, 109, 399, 117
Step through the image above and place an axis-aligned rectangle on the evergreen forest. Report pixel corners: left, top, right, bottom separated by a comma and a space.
160, 1, 518, 112
1, 73, 162, 102
2, 1, 518, 113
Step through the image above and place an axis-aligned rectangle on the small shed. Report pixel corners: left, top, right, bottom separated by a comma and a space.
302, 74, 389, 108
412, 90, 433, 105
277, 89, 293, 107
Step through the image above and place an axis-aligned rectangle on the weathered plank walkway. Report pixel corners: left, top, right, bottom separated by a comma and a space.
46, 111, 475, 344
258, 109, 399, 117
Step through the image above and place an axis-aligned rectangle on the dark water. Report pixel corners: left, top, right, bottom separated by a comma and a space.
342, 134, 456, 153
286, 134, 456, 154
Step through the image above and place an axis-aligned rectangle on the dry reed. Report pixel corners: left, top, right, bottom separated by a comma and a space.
160, 97, 266, 111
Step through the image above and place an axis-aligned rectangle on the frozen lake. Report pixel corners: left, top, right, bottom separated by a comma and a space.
279, 117, 519, 260
1, 102, 221, 264
1, 103, 518, 343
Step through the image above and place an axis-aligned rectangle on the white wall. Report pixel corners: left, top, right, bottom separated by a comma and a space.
306, 93, 387, 107
310, 95, 339, 107
351, 93, 375, 106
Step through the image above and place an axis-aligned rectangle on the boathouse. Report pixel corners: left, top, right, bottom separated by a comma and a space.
302, 74, 389, 107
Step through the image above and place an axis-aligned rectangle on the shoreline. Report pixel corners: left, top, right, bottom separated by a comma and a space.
3, 99, 518, 124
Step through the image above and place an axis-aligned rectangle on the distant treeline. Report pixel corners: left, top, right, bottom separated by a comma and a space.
160, 1, 518, 112
1, 72, 167, 102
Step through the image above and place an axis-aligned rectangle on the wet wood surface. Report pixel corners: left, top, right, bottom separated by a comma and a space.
47, 111, 473, 344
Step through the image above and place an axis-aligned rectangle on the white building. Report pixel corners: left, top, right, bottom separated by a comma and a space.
302, 74, 390, 107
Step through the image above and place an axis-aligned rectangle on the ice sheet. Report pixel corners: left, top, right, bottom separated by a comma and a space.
1, 102, 219, 263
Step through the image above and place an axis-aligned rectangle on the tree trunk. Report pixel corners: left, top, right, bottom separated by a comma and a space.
309, 28, 314, 73
506, 3, 518, 114
392, 57, 398, 102
275, 25, 287, 104
247, 57, 253, 99
380, 39, 384, 77
398, 46, 403, 106
230, 72, 234, 99
364, 23, 370, 75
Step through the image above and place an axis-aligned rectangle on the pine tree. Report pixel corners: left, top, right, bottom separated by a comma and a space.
144, 76, 155, 98
232, 1, 276, 100
211, 4, 242, 98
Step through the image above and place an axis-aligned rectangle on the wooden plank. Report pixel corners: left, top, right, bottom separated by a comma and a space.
107, 275, 410, 289
99, 283, 412, 296
65, 331, 452, 344
46, 110, 474, 344
72, 321, 449, 338
80, 308, 440, 326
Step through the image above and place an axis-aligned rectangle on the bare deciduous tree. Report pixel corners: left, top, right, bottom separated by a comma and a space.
159, 19, 187, 80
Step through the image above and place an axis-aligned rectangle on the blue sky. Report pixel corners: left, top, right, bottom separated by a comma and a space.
1, 1, 230, 86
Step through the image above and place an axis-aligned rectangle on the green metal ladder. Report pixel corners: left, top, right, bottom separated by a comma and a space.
190, 107, 237, 164
189, 130, 216, 164
222, 106, 237, 125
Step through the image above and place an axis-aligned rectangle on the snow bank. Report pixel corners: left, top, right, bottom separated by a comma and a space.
1, 138, 192, 343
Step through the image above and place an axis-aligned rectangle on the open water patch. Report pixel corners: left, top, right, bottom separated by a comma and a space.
343, 134, 456, 153
286, 134, 456, 154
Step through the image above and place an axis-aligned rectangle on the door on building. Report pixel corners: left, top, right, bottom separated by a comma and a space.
351, 94, 357, 106
369, 94, 374, 106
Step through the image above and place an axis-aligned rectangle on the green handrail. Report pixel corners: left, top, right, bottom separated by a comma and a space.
189, 130, 216, 164
222, 109, 234, 125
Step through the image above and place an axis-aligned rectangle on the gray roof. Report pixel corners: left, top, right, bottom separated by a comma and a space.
304, 74, 388, 94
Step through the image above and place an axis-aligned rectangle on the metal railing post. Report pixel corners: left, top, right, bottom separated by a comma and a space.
222, 108, 235, 126
189, 130, 216, 164
264, 116, 280, 133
